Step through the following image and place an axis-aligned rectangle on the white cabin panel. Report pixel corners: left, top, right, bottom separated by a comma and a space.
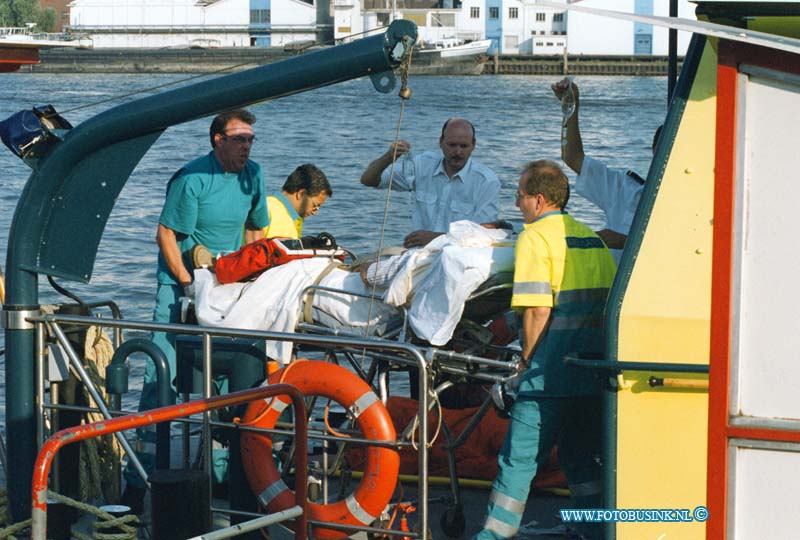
731, 444, 800, 538
733, 69, 800, 421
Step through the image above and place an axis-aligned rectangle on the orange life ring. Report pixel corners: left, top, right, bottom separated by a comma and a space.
240, 360, 400, 539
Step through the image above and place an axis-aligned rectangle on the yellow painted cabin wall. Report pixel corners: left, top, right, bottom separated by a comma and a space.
614, 41, 718, 539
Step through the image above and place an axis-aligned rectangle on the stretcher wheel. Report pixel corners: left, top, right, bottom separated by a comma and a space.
440, 505, 465, 538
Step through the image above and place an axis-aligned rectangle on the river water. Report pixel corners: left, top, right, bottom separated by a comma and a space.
0, 72, 668, 435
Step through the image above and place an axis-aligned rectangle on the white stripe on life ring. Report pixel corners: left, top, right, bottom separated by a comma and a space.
349, 390, 378, 419
259, 479, 290, 508
345, 493, 377, 525
262, 397, 289, 414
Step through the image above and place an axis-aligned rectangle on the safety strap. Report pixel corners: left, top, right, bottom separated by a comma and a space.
302, 259, 348, 324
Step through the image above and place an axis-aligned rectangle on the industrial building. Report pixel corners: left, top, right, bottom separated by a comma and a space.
66, 0, 693, 54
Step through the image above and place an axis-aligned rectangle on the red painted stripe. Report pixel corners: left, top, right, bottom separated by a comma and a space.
728, 426, 800, 444
706, 41, 739, 540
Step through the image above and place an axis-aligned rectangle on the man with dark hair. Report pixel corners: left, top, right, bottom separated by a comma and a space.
122, 108, 268, 511
475, 160, 616, 540
360, 116, 501, 248
263, 163, 332, 239
552, 78, 661, 264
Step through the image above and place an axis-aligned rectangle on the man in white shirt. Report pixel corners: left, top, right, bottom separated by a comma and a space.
552, 78, 661, 264
360, 117, 502, 248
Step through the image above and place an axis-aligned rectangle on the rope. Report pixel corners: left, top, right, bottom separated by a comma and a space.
49, 491, 139, 540
407, 390, 443, 451
360, 39, 415, 369
54, 68, 242, 117
0, 489, 139, 540
79, 326, 123, 504
0, 488, 30, 540
323, 399, 351, 439
297, 26, 387, 52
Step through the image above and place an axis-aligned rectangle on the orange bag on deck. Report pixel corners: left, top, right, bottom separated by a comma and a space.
213, 233, 342, 284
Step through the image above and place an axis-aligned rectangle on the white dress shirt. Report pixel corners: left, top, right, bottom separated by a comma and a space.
379, 151, 501, 232
576, 156, 645, 264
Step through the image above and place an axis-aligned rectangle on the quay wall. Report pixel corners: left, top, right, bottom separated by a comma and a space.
28, 47, 297, 74
485, 54, 683, 76
27, 48, 682, 75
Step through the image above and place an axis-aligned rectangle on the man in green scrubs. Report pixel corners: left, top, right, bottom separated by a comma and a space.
122, 109, 268, 510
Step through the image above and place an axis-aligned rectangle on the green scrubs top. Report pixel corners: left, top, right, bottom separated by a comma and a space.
157, 151, 268, 285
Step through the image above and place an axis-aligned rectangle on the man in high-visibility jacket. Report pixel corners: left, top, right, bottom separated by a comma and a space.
475, 160, 616, 540
263, 163, 331, 239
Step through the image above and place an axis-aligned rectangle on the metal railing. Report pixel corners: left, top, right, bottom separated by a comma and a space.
29, 311, 435, 538
31, 384, 309, 540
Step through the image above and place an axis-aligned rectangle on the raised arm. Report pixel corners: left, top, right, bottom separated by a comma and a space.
551, 78, 585, 175
360, 140, 411, 187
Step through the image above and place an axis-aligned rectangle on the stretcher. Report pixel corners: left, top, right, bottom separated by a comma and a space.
192, 222, 532, 536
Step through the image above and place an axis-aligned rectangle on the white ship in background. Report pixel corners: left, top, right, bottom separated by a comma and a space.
413, 36, 493, 75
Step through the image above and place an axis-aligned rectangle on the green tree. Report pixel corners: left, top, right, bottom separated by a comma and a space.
36, 6, 56, 32
0, 0, 55, 32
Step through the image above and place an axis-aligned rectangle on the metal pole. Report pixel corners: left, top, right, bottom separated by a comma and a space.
203, 332, 213, 516
3, 270, 38, 521
418, 350, 431, 539
35, 322, 46, 449
668, 0, 678, 103
187, 507, 304, 540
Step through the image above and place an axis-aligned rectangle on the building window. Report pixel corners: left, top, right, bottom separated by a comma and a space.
509, 7, 518, 19
489, 7, 499, 19
535, 41, 543, 46
536, 12, 545, 22
470, 6, 480, 18
250, 9, 270, 24
553, 13, 564, 22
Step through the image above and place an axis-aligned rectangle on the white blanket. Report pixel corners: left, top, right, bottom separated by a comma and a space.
405, 243, 514, 345
194, 221, 516, 362
194, 258, 400, 365
380, 221, 514, 345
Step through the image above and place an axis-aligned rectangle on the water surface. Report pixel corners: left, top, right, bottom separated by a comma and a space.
0, 72, 668, 430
